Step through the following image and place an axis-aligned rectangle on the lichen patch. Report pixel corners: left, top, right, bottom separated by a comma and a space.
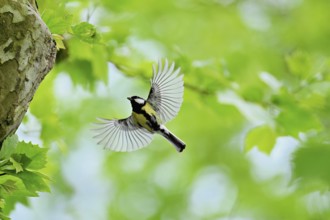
0, 4, 24, 23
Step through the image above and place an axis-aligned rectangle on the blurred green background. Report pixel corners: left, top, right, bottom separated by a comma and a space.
8, 0, 330, 219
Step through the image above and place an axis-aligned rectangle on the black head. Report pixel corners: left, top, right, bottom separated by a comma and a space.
127, 96, 146, 112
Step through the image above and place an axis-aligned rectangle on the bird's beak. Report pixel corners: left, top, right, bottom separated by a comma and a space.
127, 97, 131, 101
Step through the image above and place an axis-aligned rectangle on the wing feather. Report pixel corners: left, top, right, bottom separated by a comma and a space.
93, 116, 153, 152
147, 60, 184, 123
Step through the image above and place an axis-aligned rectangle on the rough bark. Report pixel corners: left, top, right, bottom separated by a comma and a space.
0, 0, 56, 144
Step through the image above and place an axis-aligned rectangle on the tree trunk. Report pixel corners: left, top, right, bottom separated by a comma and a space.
0, 0, 56, 145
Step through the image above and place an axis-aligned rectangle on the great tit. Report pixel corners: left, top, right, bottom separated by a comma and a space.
94, 59, 186, 152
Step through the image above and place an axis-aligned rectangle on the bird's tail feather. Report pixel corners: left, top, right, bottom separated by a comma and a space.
159, 125, 186, 152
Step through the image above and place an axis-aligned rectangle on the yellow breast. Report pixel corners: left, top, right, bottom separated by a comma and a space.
132, 102, 160, 132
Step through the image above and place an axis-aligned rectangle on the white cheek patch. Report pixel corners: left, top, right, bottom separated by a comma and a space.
135, 98, 145, 105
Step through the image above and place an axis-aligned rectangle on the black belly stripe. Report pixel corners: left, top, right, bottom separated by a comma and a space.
140, 109, 160, 131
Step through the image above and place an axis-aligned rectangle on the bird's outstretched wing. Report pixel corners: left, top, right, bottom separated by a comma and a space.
147, 60, 184, 123
93, 117, 153, 152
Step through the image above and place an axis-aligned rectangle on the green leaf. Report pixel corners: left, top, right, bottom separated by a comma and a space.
0, 175, 27, 196
2, 194, 29, 216
285, 51, 312, 78
245, 125, 277, 154
0, 179, 18, 195
292, 141, 330, 187
0, 135, 18, 160
0, 165, 15, 171
42, 9, 73, 34
58, 37, 108, 87
0, 159, 9, 167
0, 140, 49, 213
276, 104, 322, 137
15, 142, 48, 170
9, 157, 23, 173
240, 84, 265, 103
16, 171, 50, 195
0, 212, 10, 220
0, 198, 4, 208
72, 22, 101, 44
52, 34, 66, 50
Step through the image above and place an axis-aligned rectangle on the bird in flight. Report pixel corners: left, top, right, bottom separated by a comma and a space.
94, 59, 186, 152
